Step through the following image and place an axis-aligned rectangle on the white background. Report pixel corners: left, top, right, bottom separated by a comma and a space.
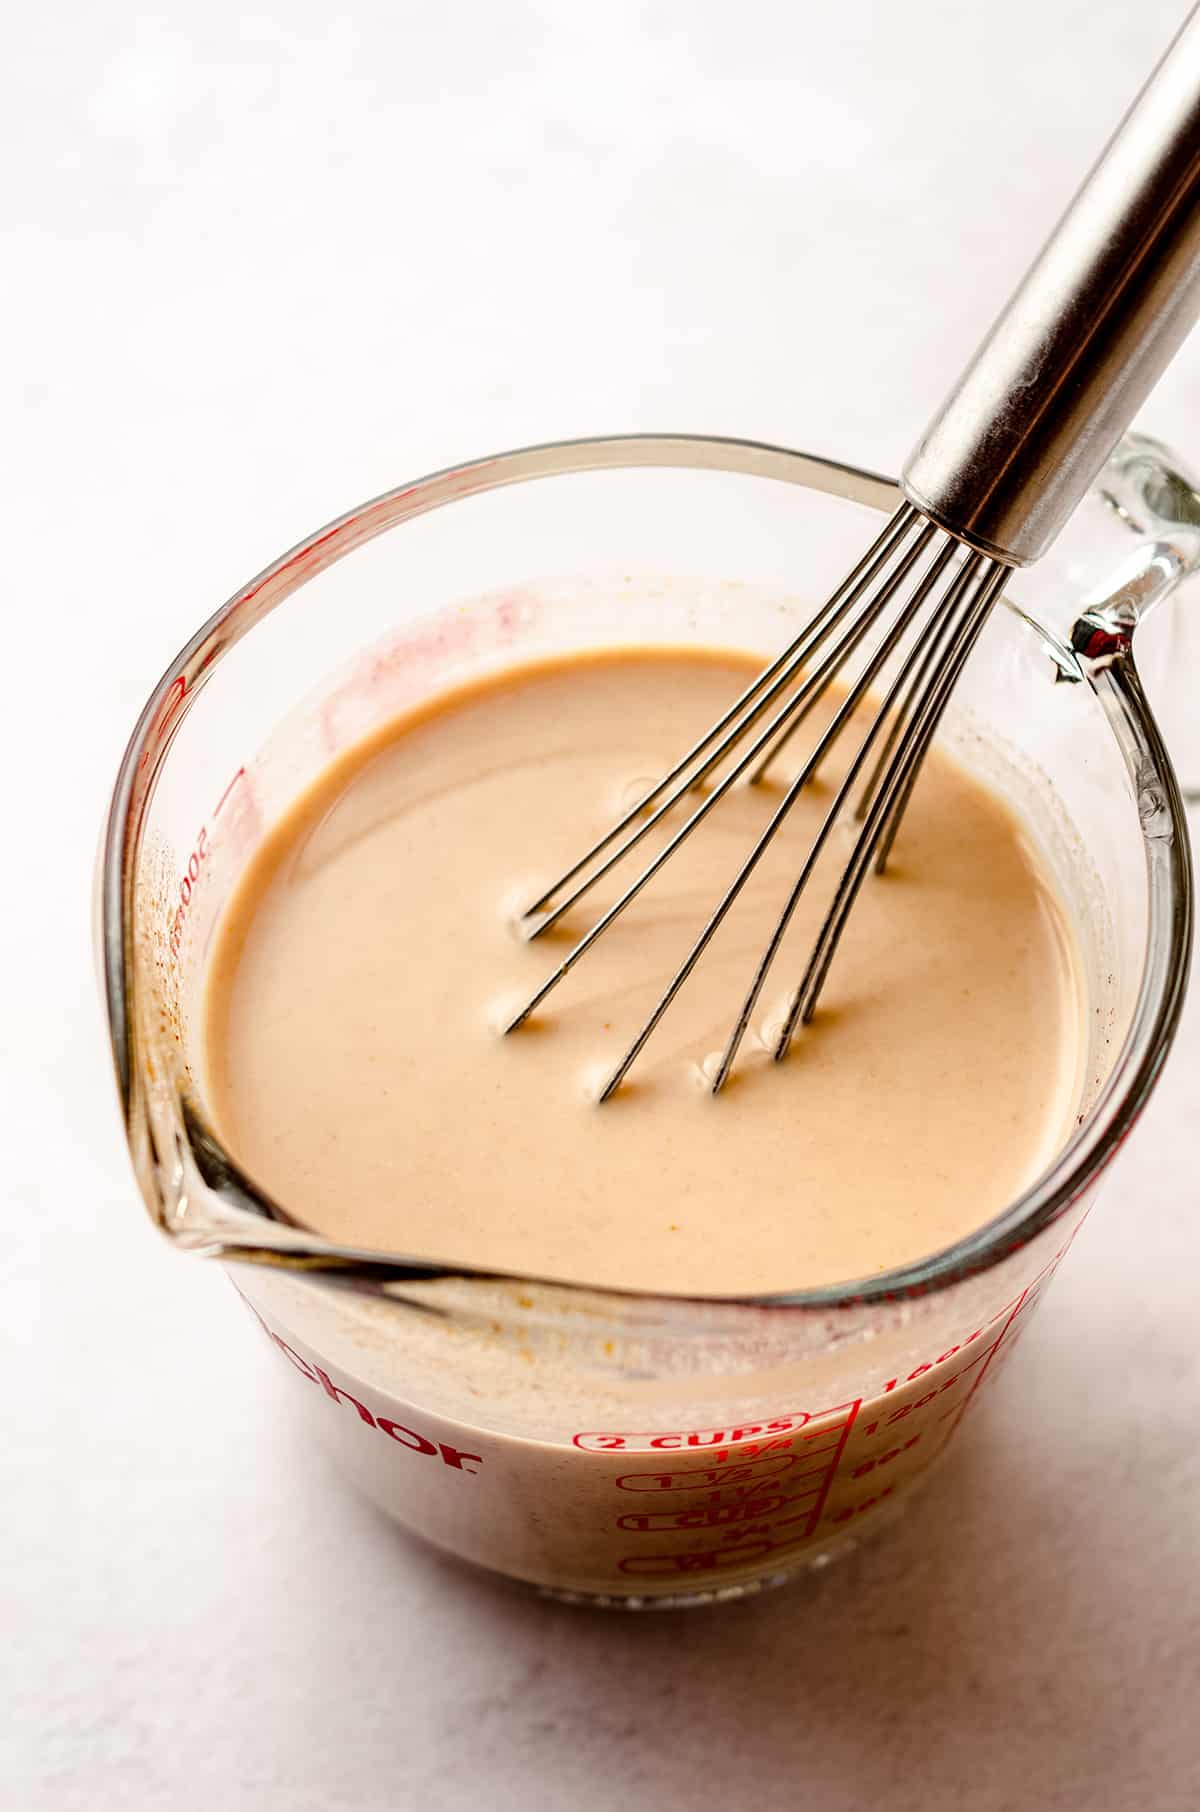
5, 2, 1200, 1807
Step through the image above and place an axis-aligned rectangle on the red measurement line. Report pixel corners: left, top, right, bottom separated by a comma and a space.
987, 1228, 1075, 1325
802, 1398, 862, 1536
213, 767, 246, 818
941, 1285, 1030, 1440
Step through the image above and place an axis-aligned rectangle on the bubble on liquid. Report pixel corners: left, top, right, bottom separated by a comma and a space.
497, 877, 544, 936
760, 993, 793, 1050
485, 993, 528, 1036
616, 775, 661, 814
579, 1062, 614, 1104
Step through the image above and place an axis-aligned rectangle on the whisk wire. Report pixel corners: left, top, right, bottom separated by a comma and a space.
777, 558, 1010, 1054
595, 534, 965, 1100
709, 547, 987, 1093
504, 507, 1012, 1091
504, 510, 940, 1030
853, 578, 963, 825
523, 503, 925, 932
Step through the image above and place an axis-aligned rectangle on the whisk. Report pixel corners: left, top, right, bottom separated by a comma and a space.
506, 5, 1200, 1097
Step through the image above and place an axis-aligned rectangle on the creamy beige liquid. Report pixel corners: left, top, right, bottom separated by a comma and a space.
204, 649, 1084, 1296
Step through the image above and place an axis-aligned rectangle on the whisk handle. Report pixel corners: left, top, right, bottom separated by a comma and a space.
903, 3, 1200, 567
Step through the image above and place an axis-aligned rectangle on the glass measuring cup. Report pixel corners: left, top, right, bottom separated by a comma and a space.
99, 433, 1194, 1607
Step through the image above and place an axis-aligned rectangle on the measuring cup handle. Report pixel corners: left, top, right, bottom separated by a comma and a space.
1080, 432, 1200, 799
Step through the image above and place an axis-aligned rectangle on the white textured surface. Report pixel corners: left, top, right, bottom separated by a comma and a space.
4, 3, 1200, 1807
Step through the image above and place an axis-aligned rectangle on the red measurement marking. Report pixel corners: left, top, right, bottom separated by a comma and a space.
235, 516, 362, 615
877, 1349, 999, 1428
167, 767, 253, 960
619, 1542, 773, 1577
696, 1477, 791, 1507
137, 673, 191, 775
620, 1420, 859, 1551
850, 1434, 922, 1479
713, 1478, 825, 1540
615, 1453, 797, 1494
574, 1409, 830, 1453
595, 1225, 1088, 1576
763, 1493, 825, 1533
938, 1284, 1031, 1440
168, 826, 209, 959
772, 1476, 826, 1506
618, 1484, 903, 1573
794, 1397, 860, 1537
872, 1247, 1073, 1402
826, 1484, 897, 1527
617, 1495, 787, 1534
788, 1430, 850, 1469
213, 766, 247, 817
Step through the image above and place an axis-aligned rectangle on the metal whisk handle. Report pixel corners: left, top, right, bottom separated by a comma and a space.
904, 3, 1200, 567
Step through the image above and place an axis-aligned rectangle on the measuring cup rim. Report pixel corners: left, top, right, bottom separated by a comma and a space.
99, 432, 1195, 1313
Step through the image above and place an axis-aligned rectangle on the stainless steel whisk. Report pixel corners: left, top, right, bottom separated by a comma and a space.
506, 5, 1200, 1097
